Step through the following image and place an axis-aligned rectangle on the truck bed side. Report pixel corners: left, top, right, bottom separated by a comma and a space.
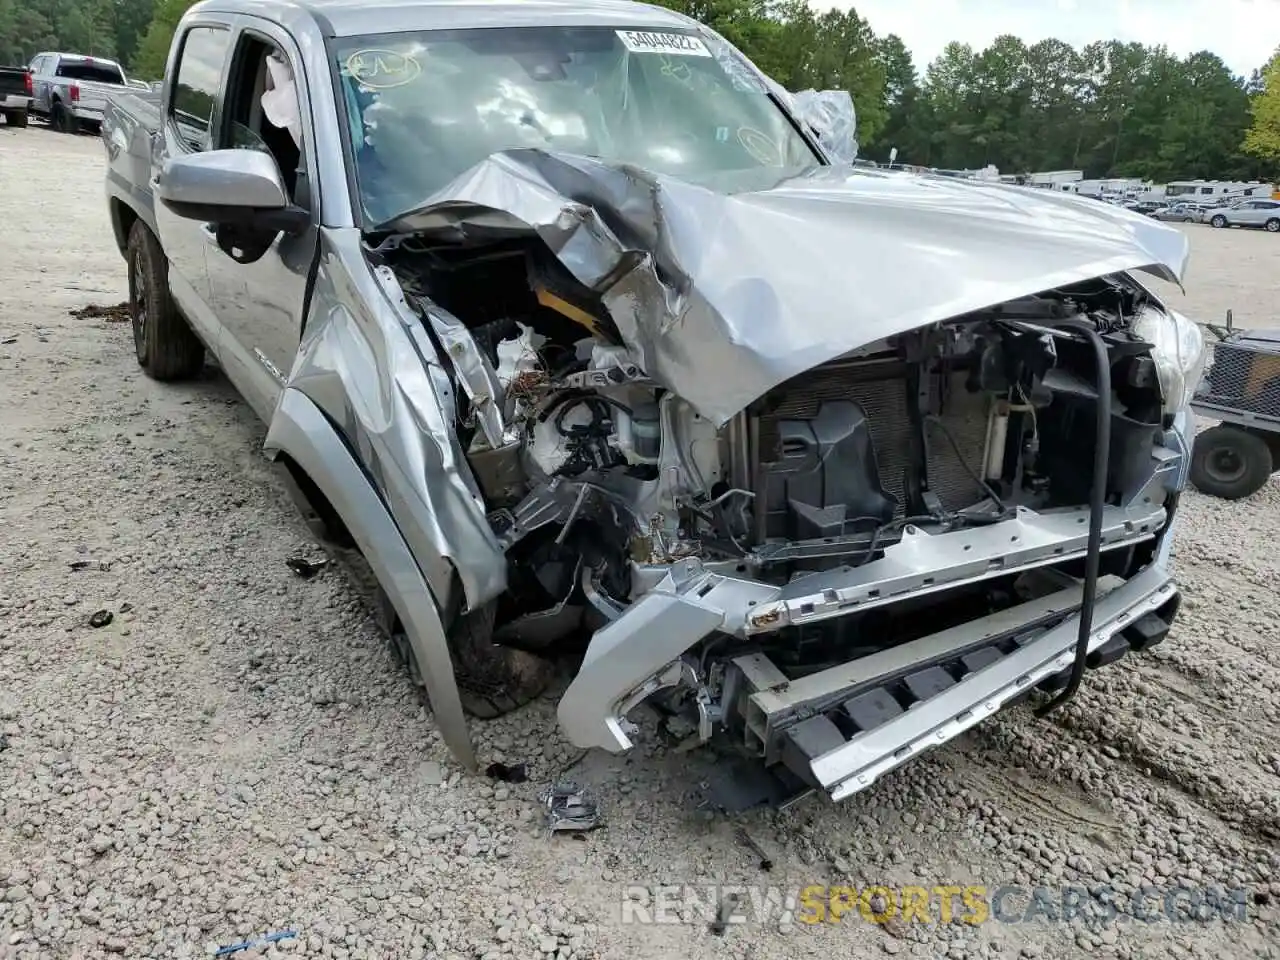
102, 92, 163, 257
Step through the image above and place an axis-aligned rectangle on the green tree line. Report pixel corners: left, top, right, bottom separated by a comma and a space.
5, 0, 1280, 180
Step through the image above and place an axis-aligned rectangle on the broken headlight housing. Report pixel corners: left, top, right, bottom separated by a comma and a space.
1133, 306, 1206, 414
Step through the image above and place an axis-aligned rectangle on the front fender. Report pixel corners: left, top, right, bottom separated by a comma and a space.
264, 387, 476, 770
283, 229, 508, 614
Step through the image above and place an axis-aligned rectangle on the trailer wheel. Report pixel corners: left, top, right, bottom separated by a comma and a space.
1190, 425, 1272, 500
1266, 218, 1280, 233
126, 220, 205, 380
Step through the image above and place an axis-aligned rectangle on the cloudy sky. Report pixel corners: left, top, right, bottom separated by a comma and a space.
815, 0, 1280, 78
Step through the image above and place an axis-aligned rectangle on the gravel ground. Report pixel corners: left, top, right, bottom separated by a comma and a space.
1, 125, 1278, 960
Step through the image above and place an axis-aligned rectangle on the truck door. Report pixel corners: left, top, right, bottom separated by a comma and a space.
203, 21, 320, 422
153, 21, 234, 350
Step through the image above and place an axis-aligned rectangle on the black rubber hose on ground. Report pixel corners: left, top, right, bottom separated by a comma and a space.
1035, 318, 1112, 719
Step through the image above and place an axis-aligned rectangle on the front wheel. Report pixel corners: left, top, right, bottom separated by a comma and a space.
1210, 214, 1227, 228
1190, 425, 1273, 500
1266, 218, 1280, 233
392, 603, 557, 719
333, 540, 556, 721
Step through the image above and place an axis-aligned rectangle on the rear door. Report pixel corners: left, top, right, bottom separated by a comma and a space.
153, 21, 234, 350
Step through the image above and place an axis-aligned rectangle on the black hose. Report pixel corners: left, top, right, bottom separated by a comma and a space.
1034, 318, 1112, 719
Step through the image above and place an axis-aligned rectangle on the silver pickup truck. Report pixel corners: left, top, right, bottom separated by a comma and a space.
103, 0, 1203, 804
29, 51, 129, 133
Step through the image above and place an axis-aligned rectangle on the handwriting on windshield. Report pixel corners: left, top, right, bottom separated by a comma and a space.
344, 48, 422, 89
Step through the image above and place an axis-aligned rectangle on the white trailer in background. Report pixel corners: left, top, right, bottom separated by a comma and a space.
1164, 180, 1276, 201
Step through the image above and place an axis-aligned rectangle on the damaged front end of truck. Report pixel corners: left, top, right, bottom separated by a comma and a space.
323, 144, 1201, 803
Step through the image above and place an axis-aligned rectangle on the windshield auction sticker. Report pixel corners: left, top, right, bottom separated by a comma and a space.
616, 31, 712, 57
344, 48, 422, 88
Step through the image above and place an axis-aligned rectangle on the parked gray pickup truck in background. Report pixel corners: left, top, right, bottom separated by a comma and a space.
102, 0, 1203, 805
29, 51, 129, 133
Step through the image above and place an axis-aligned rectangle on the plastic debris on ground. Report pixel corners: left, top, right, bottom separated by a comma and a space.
539, 781, 601, 834
285, 556, 329, 579
88, 610, 113, 628
485, 761, 528, 783
214, 930, 297, 956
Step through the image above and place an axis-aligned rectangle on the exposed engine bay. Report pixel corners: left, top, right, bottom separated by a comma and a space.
375, 233, 1184, 798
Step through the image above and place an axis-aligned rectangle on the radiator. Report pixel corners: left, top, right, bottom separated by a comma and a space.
757, 361, 991, 516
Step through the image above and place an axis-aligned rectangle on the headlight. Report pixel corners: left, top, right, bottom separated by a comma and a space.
1132, 306, 1206, 413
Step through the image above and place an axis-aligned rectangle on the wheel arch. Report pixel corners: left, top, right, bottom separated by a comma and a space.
110, 197, 140, 259
264, 386, 477, 769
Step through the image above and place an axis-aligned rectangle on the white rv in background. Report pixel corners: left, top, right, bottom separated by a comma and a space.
1164, 180, 1275, 200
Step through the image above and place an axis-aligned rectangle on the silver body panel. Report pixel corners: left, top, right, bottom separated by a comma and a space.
385, 153, 1189, 428
99, 0, 1197, 797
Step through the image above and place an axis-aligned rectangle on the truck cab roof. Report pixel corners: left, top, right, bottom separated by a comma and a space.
188, 0, 694, 37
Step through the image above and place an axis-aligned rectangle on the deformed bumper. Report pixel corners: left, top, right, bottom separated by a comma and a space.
557, 501, 1171, 778
791, 564, 1176, 800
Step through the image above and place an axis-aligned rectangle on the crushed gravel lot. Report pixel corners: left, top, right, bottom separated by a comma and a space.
2, 125, 1279, 960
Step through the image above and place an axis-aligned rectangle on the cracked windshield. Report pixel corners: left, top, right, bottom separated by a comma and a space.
332, 26, 818, 225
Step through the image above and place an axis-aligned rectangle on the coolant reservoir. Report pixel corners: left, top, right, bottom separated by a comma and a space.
630, 403, 661, 462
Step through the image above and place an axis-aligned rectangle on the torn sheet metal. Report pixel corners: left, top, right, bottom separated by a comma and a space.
789, 88, 858, 164
540, 781, 601, 832
383, 150, 1191, 427
284, 229, 508, 610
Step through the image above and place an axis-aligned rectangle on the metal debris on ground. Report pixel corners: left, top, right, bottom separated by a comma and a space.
285, 556, 329, 579
1, 336, 15, 345
213, 930, 297, 956
69, 302, 131, 322
734, 826, 774, 871
485, 761, 528, 783
540, 781, 601, 834
88, 610, 113, 628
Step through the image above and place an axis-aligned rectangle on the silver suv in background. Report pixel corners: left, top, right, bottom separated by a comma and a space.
28, 52, 128, 133
1208, 198, 1280, 232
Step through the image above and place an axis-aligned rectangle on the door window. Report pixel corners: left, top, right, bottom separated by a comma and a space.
220, 34, 308, 207
170, 26, 231, 152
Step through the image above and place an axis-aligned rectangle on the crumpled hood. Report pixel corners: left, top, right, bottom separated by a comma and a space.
385, 151, 1190, 425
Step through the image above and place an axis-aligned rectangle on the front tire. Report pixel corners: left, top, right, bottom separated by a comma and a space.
1266, 219, 1280, 233
126, 220, 205, 380
1210, 214, 1227, 228
389, 601, 555, 719
1190, 425, 1272, 500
